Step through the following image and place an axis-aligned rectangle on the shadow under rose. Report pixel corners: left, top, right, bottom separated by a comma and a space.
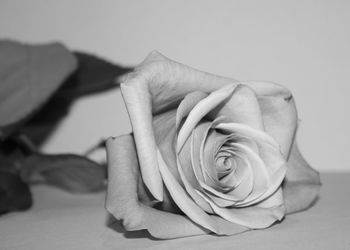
105, 212, 159, 240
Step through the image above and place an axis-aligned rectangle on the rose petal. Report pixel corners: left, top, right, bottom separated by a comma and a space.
191, 121, 212, 183
201, 129, 227, 189
178, 133, 200, 188
209, 84, 264, 130
153, 110, 181, 183
219, 157, 249, 189
194, 124, 259, 205
177, 85, 236, 152
193, 123, 226, 196
224, 143, 269, 203
244, 81, 298, 158
216, 122, 279, 148
197, 191, 285, 229
177, 133, 214, 213
131, 51, 238, 114
258, 187, 284, 208
157, 149, 218, 232
198, 157, 256, 204
106, 135, 212, 239
201, 157, 254, 208
202, 131, 256, 192
121, 83, 163, 200
195, 122, 287, 208
176, 91, 208, 131
236, 163, 287, 207
216, 122, 286, 177
283, 140, 321, 214
157, 149, 249, 235
216, 122, 287, 186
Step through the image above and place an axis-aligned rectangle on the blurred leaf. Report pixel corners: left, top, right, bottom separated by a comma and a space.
84, 139, 106, 156
0, 133, 33, 174
0, 134, 34, 215
22, 52, 133, 146
0, 170, 32, 215
20, 96, 72, 146
0, 40, 77, 140
0, 40, 129, 215
55, 51, 132, 99
20, 153, 106, 193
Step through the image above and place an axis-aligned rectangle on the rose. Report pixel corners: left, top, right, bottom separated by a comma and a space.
106, 51, 321, 239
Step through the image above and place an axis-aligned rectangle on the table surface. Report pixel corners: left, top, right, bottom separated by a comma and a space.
1, 173, 349, 250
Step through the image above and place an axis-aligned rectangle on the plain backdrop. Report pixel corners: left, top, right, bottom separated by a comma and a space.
0, 0, 349, 172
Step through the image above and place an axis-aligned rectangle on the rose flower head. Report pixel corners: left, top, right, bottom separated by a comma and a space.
106, 51, 321, 239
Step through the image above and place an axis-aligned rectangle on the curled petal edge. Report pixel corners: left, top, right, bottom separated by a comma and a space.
105, 135, 211, 238
106, 135, 251, 238
282, 140, 321, 214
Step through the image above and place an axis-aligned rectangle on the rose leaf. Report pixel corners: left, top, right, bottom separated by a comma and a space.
19, 96, 73, 146
20, 153, 107, 193
0, 170, 32, 215
21, 52, 133, 146
0, 40, 77, 139
55, 51, 133, 99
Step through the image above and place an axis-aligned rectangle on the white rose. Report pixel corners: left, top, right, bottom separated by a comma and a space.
106, 51, 321, 239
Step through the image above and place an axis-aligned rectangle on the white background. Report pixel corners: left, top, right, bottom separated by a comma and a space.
1, 0, 349, 172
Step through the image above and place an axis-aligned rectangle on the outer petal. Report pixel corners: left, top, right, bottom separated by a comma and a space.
244, 81, 298, 159
121, 84, 164, 200
283, 140, 321, 214
105, 135, 211, 239
258, 187, 284, 208
152, 110, 181, 183
120, 51, 237, 200
128, 51, 238, 114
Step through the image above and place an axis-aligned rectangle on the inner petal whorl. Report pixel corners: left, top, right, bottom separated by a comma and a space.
214, 134, 249, 183
202, 129, 250, 193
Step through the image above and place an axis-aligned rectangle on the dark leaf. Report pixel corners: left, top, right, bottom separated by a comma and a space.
20, 96, 73, 146
22, 52, 132, 146
20, 153, 106, 193
55, 51, 132, 99
0, 170, 32, 215
0, 40, 77, 139
0, 133, 34, 174
84, 139, 106, 156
